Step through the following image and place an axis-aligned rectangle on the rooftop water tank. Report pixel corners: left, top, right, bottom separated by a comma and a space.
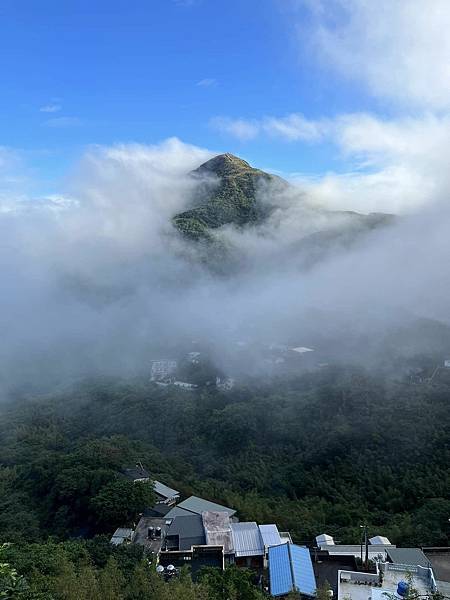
397, 581, 409, 597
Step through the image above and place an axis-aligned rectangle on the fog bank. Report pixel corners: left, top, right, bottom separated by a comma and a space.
0, 138, 449, 394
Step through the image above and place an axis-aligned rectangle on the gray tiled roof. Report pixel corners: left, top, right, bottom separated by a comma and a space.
177, 495, 236, 516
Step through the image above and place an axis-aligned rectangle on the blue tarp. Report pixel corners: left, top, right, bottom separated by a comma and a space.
269, 543, 317, 597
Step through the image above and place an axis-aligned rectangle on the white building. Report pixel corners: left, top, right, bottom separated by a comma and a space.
150, 359, 178, 381
337, 561, 438, 600
291, 346, 314, 354
216, 376, 235, 391
188, 352, 201, 364
173, 381, 198, 390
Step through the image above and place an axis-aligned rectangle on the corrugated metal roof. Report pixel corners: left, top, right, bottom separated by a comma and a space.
231, 522, 264, 557
177, 495, 236, 516
269, 544, 293, 596
269, 544, 317, 597
153, 480, 179, 500
259, 524, 282, 548
110, 528, 133, 546
290, 545, 316, 596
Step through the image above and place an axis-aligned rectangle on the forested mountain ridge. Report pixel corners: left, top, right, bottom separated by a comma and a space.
172, 153, 284, 240
172, 153, 394, 245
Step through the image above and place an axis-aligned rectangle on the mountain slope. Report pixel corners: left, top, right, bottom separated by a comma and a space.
173, 153, 287, 240
172, 153, 395, 274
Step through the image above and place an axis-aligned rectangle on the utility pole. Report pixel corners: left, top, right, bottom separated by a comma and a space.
360, 524, 369, 570
365, 525, 369, 570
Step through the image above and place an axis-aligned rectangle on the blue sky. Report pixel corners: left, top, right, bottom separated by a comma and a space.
1, 0, 449, 211
0, 0, 382, 192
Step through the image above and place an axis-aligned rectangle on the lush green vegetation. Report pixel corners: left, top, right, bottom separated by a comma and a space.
0, 540, 268, 599
0, 365, 449, 597
173, 153, 279, 240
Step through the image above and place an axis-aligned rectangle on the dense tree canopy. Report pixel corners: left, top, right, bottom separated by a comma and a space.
0, 366, 449, 597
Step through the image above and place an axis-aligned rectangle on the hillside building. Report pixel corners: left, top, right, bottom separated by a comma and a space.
122, 466, 179, 505
150, 359, 178, 381
337, 559, 438, 600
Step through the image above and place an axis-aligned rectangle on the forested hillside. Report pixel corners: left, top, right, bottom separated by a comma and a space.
1, 368, 449, 545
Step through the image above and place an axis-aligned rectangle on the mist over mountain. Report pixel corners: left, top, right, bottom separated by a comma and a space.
0, 139, 449, 395
173, 152, 395, 272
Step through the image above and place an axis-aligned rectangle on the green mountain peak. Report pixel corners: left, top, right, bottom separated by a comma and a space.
173, 153, 285, 240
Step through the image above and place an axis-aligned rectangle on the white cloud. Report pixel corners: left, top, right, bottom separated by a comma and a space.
0, 137, 450, 392
0, 147, 30, 209
263, 113, 327, 141
212, 1, 450, 213
211, 113, 327, 142
197, 78, 217, 87
40, 104, 62, 113
316, 113, 450, 212
212, 110, 450, 213
211, 117, 260, 141
299, 0, 450, 109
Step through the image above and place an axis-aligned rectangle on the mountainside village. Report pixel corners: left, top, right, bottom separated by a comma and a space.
150, 341, 450, 390
110, 466, 450, 599
149, 342, 320, 390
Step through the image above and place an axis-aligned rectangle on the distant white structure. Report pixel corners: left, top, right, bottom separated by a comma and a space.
188, 351, 201, 364
369, 536, 391, 545
444, 359, 450, 368
151, 359, 177, 381
291, 347, 314, 354
110, 528, 134, 546
173, 381, 198, 390
337, 561, 437, 600
216, 376, 235, 391
316, 533, 335, 546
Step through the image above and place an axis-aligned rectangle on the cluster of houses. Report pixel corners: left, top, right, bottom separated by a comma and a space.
408, 358, 450, 385
150, 357, 235, 391
111, 467, 450, 598
149, 340, 327, 390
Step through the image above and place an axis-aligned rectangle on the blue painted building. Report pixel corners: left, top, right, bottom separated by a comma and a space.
269, 543, 317, 597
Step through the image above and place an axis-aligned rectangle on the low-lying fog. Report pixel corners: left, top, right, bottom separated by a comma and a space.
1, 138, 449, 394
